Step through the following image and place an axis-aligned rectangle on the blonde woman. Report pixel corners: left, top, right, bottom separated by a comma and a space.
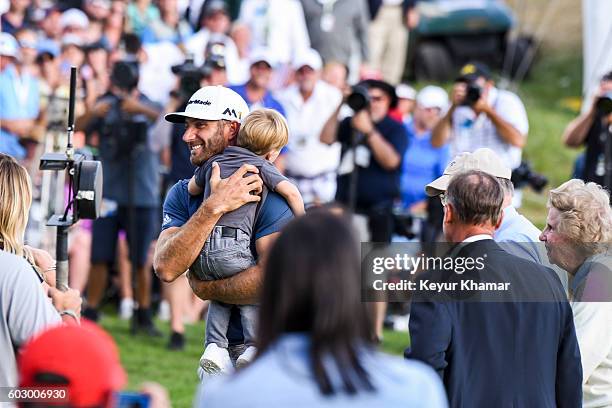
540, 179, 612, 408
0, 153, 56, 288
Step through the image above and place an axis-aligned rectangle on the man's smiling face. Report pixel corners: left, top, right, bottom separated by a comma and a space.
182, 119, 228, 166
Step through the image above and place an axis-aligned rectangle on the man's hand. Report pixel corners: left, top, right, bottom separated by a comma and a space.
26, 246, 56, 287
351, 109, 375, 134
472, 87, 492, 116
48, 287, 82, 317
121, 97, 145, 115
206, 162, 263, 214
92, 101, 112, 117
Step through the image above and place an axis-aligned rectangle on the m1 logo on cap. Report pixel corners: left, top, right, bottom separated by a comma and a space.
223, 108, 242, 119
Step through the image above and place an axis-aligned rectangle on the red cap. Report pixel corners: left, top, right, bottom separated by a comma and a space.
18, 321, 127, 407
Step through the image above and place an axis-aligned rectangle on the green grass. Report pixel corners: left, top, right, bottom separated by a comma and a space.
100, 315, 408, 408
102, 53, 583, 407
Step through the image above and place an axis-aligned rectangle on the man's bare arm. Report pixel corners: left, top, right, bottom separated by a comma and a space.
153, 163, 263, 282
187, 232, 280, 304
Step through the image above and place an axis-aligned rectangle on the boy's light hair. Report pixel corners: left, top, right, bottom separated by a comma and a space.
237, 108, 289, 155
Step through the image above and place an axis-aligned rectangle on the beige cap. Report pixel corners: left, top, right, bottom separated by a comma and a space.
425, 148, 511, 196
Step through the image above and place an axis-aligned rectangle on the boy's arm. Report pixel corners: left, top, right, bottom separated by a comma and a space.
187, 176, 203, 196
276, 180, 305, 215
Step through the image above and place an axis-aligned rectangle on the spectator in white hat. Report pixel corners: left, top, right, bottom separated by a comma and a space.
399, 85, 449, 213
395, 83, 416, 125
425, 148, 545, 264
276, 48, 343, 206
60, 8, 90, 41
0, 32, 40, 162
229, 48, 285, 115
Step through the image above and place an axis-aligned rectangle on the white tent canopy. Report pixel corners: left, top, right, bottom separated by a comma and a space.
582, 0, 612, 107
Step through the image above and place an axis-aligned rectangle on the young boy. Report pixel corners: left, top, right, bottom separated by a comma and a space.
188, 108, 304, 374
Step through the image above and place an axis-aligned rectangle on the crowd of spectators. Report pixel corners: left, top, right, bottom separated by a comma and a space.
1, 0, 611, 406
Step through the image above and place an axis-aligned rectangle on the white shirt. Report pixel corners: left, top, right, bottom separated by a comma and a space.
462, 234, 493, 243
451, 87, 528, 170
571, 301, 612, 408
276, 80, 342, 176
184, 29, 244, 84
238, 0, 310, 65
139, 41, 186, 106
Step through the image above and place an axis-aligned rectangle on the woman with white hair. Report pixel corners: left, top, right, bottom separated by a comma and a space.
540, 179, 612, 407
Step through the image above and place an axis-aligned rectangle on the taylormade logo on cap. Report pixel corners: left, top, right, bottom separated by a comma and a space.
165, 86, 249, 124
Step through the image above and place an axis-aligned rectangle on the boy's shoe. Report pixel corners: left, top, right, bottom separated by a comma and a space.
199, 343, 233, 375
119, 298, 134, 320
235, 346, 257, 369
167, 331, 185, 350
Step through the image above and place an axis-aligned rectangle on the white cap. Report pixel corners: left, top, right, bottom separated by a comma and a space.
416, 85, 449, 110
0, 32, 19, 58
249, 47, 276, 67
60, 8, 89, 30
292, 48, 322, 71
396, 83, 416, 100
165, 86, 250, 124
425, 148, 511, 196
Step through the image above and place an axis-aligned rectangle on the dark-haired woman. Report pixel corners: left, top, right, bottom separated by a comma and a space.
197, 211, 447, 407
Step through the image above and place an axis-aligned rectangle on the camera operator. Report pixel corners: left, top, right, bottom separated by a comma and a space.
431, 62, 529, 172
76, 60, 163, 334
563, 70, 612, 192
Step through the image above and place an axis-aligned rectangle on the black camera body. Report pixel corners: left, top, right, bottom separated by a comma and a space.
596, 92, 612, 116
171, 56, 206, 101
347, 85, 370, 112
460, 81, 483, 106
511, 161, 548, 193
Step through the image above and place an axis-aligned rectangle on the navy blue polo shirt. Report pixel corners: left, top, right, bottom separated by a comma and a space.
161, 179, 294, 343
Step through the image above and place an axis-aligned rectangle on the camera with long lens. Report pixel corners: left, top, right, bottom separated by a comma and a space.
171, 55, 205, 101
347, 85, 370, 112
596, 92, 612, 116
459, 80, 482, 106
511, 161, 548, 193
39, 67, 103, 289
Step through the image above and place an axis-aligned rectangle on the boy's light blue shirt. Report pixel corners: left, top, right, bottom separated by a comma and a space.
196, 333, 448, 408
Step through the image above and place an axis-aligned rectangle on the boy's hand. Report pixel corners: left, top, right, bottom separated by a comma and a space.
205, 162, 263, 215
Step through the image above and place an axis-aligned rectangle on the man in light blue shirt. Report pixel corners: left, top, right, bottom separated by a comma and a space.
425, 148, 545, 264
0, 32, 40, 160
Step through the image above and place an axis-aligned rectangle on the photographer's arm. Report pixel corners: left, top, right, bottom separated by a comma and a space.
482, 106, 526, 148
562, 108, 597, 148
187, 232, 279, 304
320, 102, 343, 145
352, 110, 400, 170
153, 163, 263, 282
0, 118, 35, 138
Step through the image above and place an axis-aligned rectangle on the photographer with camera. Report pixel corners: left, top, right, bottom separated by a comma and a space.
321, 79, 407, 341
76, 60, 163, 334
431, 62, 529, 173
563, 70, 612, 193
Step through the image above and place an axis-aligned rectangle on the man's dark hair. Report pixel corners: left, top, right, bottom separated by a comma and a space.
257, 211, 375, 396
446, 170, 504, 226
602, 70, 612, 82
121, 33, 142, 55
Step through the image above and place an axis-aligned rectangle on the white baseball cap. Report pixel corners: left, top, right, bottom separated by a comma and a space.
60, 8, 89, 30
292, 48, 322, 71
0, 32, 19, 58
425, 148, 511, 197
165, 86, 250, 124
396, 83, 416, 100
417, 85, 449, 110
249, 47, 276, 67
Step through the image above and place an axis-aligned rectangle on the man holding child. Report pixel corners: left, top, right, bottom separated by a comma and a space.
153, 86, 298, 376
